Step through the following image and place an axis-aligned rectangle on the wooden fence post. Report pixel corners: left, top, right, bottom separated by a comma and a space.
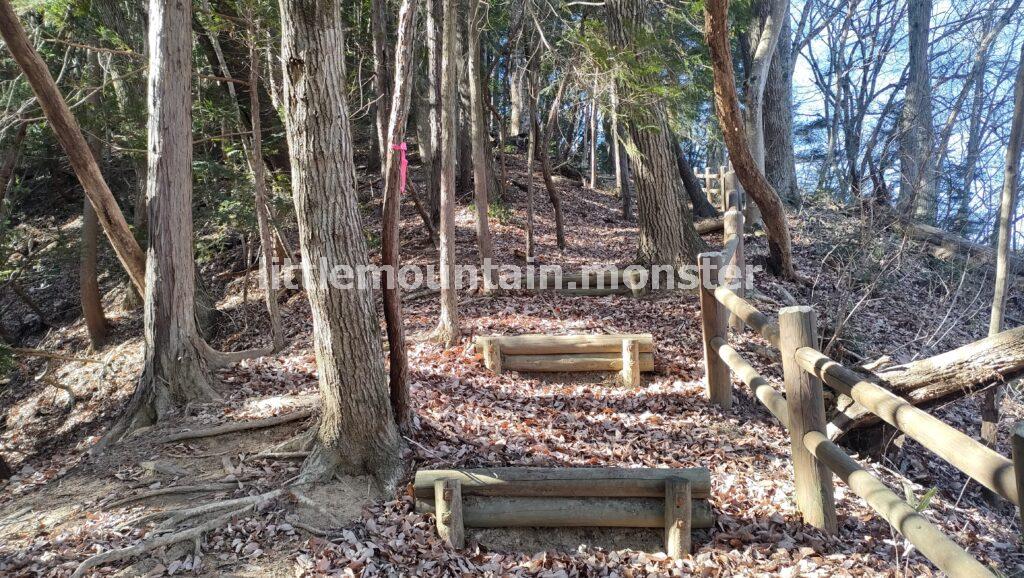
664, 477, 692, 556
718, 164, 726, 210
699, 252, 730, 409
703, 167, 713, 204
1013, 421, 1024, 535
483, 339, 502, 375
723, 202, 745, 333
619, 338, 641, 387
779, 306, 837, 533
434, 478, 465, 548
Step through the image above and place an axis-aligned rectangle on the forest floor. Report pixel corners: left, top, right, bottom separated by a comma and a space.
1, 150, 1023, 576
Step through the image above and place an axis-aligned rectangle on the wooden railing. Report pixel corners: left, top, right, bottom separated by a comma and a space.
697, 186, 1003, 577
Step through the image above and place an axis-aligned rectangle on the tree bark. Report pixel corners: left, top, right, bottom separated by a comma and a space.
704, 0, 796, 278
105, 0, 219, 444
280, 0, 401, 487
371, 0, 393, 176
589, 81, 598, 189
424, 0, 442, 227
675, 140, 717, 220
763, 10, 799, 207
432, 0, 461, 347
82, 53, 108, 349
0, 0, 145, 294
467, 0, 497, 288
984, 41, 1024, 454
832, 326, 1024, 437
741, 0, 789, 226
525, 75, 538, 258
610, 85, 632, 221
540, 76, 567, 251
382, 0, 418, 430
607, 0, 704, 271
898, 0, 936, 223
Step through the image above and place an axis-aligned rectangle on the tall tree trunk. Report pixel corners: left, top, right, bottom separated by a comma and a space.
763, 10, 799, 207
610, 85, 632, 221
106, 0, 220, 443
588, 82, 598, 189
540, 76, 567, 250
742, 0, 789, 227
705, 0, 796, 278
984, 41, 1024, 456
433, 0, 461, 347
467, 0, 497, 288
247, 34, 284, 352
607, 0, 704, 270
509, 53, 528, 136
898, 0, 936, 223
424, 0, 442, 227
525, 75, 538, 258
82, 53, 108, 349
456, 4, 473, 195
280, 0, 401, 487
382, 0, 418, 430
371, 0, 392, 176
0, 0, 146, 294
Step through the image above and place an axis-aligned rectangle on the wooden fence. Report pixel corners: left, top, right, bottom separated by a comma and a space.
698, 178, 1009, 577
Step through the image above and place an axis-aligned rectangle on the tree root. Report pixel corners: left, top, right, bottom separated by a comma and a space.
70, 490, 282, 578
264, 426, 316, 453
158, 409, 313, 444
134, 489, 285, 531
104, 483, 239, 510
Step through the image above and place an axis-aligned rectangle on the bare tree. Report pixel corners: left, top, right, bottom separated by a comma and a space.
898, 0, 937, 222
433, 0, 461, 347
984, 41, 1024, 455
382, 0, 419, 429
467, 0, 498, 289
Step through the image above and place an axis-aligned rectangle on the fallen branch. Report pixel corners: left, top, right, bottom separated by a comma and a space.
104, 483, 239, 510
70, 491, 280, 578
158, 409, 314, 445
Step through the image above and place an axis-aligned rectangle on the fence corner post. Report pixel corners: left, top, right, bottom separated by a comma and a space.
722, 203, 745, 333
779, 306, 837, 533
434, 478, 465, 548
1013, 421, 1024, 535
664, 477, 692, 557
698, 252, 730, 409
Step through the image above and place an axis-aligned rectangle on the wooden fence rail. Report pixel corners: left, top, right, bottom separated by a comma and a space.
698, 187, 999, 576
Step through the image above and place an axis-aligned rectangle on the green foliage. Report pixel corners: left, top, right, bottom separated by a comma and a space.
487, 196, 513, 225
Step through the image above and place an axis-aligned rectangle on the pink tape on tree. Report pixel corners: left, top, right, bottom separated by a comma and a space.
391, 142, 408, 194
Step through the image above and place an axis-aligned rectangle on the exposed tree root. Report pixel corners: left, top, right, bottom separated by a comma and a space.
158, 409, 314, 444
256, 451, 310, 459
264, 427, 316, 453
150, 489, 285, 531
71, 489, 284, 578
104, 483, 239, 510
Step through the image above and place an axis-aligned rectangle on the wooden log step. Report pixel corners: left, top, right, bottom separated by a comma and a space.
482, 334, 654, 355
415, 497, 714, 529
503, 352, 654, 372
413, 467, 711, 499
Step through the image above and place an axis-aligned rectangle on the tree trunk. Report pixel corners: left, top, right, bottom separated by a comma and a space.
984, 41, 1024, 454
610, 85, 632, 221
106, 0, 220, 444
456, 8, 473, 196
433, 0, 461, 347
704, 0, 796, 278
832, 326, 1024, 437
382, 0, 418, 430
763, 10, 799, 207
371, 0, 392, 176
540, 77, 568, 251
467, 0, 497, 289
424, 0, 442, 227
898, 0, 936, 223
607, 0, 704, 271
247, 34, 284, 353
741, 0, 789, 227
525, 75, 538, 258
675, 140, 718, 219
82, 53, 108, 349
0, 0, 146, 294
280, 0, 401, 487
588, 82, 598, 189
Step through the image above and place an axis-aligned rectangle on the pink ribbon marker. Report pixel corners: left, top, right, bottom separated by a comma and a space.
392, 142, 408, 195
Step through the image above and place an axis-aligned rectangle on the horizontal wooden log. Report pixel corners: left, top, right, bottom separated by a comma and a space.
905, 222, 1024, 273
503, 352, 654, 372
796, 346, 1018, 505
713, 286, 780, 347
415, 497, 714, 529
804, 431, 994, 578
484, 334, 654, 355
696, 218, 724, 235
711, 336, 789, 429
414, 467, 711, 499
